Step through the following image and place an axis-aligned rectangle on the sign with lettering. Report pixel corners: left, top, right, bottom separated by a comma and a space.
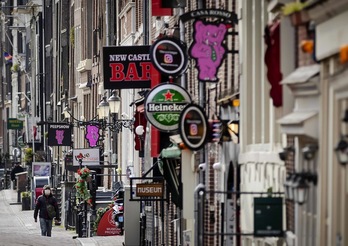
136, 183, 164, 197
97, 209, 122, 236
145, 83, 191, 132
179, 104, 208, 150
103, 45, 156, 89
72, 148, 100, 166
180, 9, 238, 23
48, 123, 72, 146
150, 37, 188, 77
7, 118, 23, 130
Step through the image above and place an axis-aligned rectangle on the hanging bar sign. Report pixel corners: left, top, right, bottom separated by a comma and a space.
103, 46, 157, 89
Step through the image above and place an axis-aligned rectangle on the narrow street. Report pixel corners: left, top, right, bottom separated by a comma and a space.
0, 189, 124, 246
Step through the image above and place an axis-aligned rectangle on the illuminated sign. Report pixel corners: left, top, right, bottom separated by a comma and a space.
150, 37, 188, 77
179, 104, 208, 150
145, 83, 191, 132
103, 45, 156, 89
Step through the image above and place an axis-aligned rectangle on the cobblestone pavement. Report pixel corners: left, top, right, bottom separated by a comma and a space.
0, 189, 124, 246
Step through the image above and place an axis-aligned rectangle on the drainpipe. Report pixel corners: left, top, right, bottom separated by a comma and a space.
195, 183, 205, 246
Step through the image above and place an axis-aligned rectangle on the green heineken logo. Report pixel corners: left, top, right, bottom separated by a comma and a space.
145, 83, 192, 132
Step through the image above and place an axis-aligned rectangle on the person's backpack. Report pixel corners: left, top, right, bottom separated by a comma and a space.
46, 201, 56, 219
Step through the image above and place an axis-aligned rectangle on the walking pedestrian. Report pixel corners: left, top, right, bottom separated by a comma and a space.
10, 162, 24, 189
33, 185, 60, 237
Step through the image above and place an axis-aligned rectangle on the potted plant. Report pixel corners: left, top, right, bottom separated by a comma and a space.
21, 191, 31, 210
282, 1, 309, 26
10, 63, 20, 73
23, 148, 33, 165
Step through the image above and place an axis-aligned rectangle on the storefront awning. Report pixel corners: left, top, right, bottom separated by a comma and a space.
277, 111, 318, 139
281, 64, 320, 85
281, 64, 320, 96
160, 144, 182, 208
161, 144, 181, 159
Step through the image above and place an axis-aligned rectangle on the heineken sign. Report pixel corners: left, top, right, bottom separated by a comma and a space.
145, 83, 191, 132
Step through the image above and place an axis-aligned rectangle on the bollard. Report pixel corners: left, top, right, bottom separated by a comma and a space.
77, 212, 83, 237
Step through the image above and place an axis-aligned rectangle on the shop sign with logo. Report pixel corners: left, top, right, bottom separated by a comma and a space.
73, 148, 100, 166
85, 124, 100, 148
145, 83, 191, 132
179, 104, 208, 150
150, 37, 188, 77
179, 9, 238, 83
96, 209, 122, 236
103, 45, 156, 89
47, 123, 72, 146
189, 20, 227, 82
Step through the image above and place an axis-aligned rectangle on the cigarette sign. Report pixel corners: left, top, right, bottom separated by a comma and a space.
136, 183, 164, 197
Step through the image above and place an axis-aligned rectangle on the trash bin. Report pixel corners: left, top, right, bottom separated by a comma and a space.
21, 192, 31, 210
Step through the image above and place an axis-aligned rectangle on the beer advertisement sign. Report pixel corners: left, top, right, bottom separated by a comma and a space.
145, 83, 192, 132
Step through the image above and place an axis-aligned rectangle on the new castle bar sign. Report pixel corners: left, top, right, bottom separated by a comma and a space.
136, 183, 164, 197
103, 45, 155, 89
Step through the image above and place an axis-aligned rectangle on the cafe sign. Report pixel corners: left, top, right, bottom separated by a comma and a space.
145, 83, 191, 132
136, 183, 164, 197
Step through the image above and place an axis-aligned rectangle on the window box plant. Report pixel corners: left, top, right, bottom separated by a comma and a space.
282, 1, 309, 26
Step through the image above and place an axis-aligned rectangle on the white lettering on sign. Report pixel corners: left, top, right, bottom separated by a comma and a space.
49, 125, 70, 129
136, 184, 163, 197
147, 103, 186, 112
109, 54, 151, 62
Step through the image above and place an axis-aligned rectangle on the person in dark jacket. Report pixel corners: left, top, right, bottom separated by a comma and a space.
10, 162, 24, 188
34, 185, 60, 237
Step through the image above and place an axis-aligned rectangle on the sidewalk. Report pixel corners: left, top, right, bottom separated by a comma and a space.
0, 189, 124, 246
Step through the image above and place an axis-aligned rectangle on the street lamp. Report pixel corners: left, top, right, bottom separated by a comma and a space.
283, 145, 318, 205
62, 104, 71, 120
108, 90, 121, 114
335, 137, 348, 165
284, 173, 296, 201
97, 96, 109, 119
335, 109, 348, 165
293, 175, 309, 205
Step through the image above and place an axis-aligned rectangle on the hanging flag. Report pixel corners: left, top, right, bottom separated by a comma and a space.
3, 51, 12, 63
